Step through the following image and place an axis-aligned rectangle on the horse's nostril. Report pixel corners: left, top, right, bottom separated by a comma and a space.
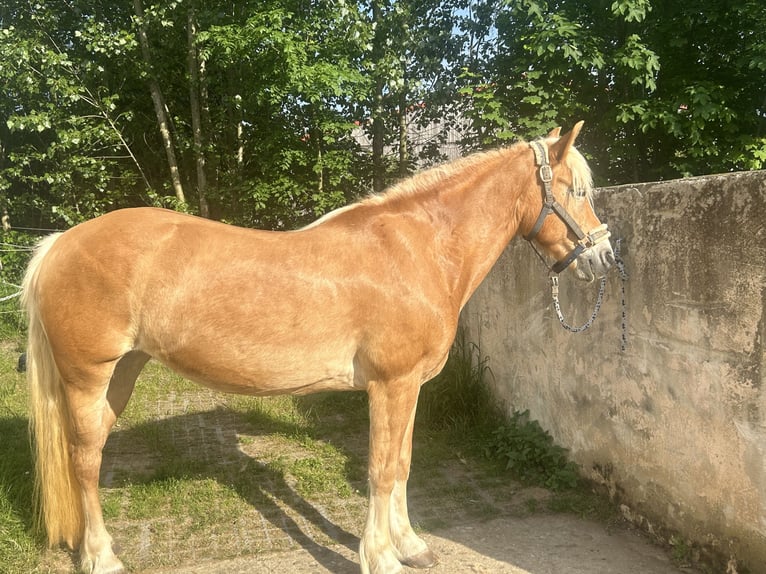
605, 250, 616, 266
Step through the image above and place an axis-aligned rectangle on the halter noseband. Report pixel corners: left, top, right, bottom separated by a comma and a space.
524, 140, 610, 274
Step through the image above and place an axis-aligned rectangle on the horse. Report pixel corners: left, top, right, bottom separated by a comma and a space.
22, 121, 614, 574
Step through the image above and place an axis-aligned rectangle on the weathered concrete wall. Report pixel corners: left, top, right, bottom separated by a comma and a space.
460, 170, 766, 570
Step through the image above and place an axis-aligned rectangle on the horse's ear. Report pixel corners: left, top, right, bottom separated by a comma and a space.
547, 127, 562, 138
549, 121, 584, 163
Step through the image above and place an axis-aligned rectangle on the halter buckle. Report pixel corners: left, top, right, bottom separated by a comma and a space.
539, 164, 553, 183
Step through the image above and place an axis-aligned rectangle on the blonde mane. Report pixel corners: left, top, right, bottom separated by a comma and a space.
302, 147, 513, 229
367, 147, 511, 205
305, 137, 592, 229
366, 136, 593, 206
546, 138, 594, 199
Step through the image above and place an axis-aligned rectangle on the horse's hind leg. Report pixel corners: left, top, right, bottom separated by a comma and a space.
67, 352, 149, 574
106, 351, 149, 423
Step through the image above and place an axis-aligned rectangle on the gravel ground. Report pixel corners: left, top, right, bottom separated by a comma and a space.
149, 512, 696, 574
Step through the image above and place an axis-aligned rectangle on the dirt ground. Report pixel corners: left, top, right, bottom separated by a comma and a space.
151, 512, 696, 574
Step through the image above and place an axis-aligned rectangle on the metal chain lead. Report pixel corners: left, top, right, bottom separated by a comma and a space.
549, 238, 629, 350
550, 274, 607, 333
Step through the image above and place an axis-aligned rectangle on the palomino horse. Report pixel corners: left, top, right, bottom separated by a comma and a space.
22, 122, 614, 574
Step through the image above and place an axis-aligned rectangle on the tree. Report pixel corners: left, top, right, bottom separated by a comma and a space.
0, 1, 145, 227
133, 0, 186, 205
196, 0, 371, 227
0, 0, 374, 229
187, 4, 209, 216
362, 0, 471, 190
462, 0, 766, 184
2, 0, 763, 234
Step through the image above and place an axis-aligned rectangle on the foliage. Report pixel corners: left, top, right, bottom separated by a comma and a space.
0, 1, 141, 228
1, 0, 763, 229
0, 231, 37, 285
195, 0, 372, 227
0, 230, 35, 338
487, 410, 580, 491
462, 0, 766, 184
419, 333, 579, 493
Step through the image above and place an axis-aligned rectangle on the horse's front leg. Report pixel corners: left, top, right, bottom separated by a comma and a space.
361, 378, 437, 574
389, 405, 438, 569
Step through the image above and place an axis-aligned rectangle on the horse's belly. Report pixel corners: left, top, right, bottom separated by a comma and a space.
146, 338, 361, 397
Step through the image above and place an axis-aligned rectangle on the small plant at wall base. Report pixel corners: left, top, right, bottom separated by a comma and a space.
486, 410, 579, 491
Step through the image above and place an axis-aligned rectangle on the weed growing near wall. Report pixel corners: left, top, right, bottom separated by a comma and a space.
417, 332, 500, 433
486, 410, 579, 491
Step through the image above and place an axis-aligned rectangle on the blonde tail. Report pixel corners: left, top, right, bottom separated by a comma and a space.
21, 233, 84, 549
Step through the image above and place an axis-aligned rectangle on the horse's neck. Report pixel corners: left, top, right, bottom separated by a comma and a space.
431, 152, 528, 310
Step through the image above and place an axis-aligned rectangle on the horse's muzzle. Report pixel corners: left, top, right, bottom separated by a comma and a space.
576, 240, 615, 282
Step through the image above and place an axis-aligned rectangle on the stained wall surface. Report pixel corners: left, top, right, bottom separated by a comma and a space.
460, 170, 766, 569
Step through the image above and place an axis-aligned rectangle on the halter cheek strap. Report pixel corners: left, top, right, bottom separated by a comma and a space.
525, 140, 610, 274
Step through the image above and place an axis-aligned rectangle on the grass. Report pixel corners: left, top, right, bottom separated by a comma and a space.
0, 333, 616, 573
0, 341, 37, 573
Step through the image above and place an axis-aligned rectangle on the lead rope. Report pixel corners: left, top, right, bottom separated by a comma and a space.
550, 238, 629, 351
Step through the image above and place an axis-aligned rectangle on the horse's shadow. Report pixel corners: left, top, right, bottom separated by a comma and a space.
102, 397, 369, 573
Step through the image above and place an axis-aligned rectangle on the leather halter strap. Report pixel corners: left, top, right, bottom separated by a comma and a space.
524, 140, 610, 274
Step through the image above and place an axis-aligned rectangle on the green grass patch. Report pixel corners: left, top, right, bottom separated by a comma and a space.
0, 344, 40, 574
124, 477, 245, 528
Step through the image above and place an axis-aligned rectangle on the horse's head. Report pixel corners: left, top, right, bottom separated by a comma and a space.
521, 121, 615, 282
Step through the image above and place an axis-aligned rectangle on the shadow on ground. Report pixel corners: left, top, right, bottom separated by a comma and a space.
101, 403, 364, 572
1, 388, 694, 574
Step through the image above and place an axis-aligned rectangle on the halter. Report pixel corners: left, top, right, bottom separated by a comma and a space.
524, 140, 611, 274
524, 140, 629, 349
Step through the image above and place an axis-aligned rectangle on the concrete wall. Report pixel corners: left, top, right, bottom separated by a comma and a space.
460, 170, 766, 570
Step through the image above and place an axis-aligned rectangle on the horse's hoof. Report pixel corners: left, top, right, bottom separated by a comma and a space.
80, 556, 127, 574
401, 549, 439, 569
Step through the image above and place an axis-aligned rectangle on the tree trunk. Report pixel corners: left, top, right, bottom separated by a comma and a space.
371, 0, 386, 193
398, 88, 409, 178
236, 98, 244, 170
187, 7, 209, 217
133, 0, 186, 205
